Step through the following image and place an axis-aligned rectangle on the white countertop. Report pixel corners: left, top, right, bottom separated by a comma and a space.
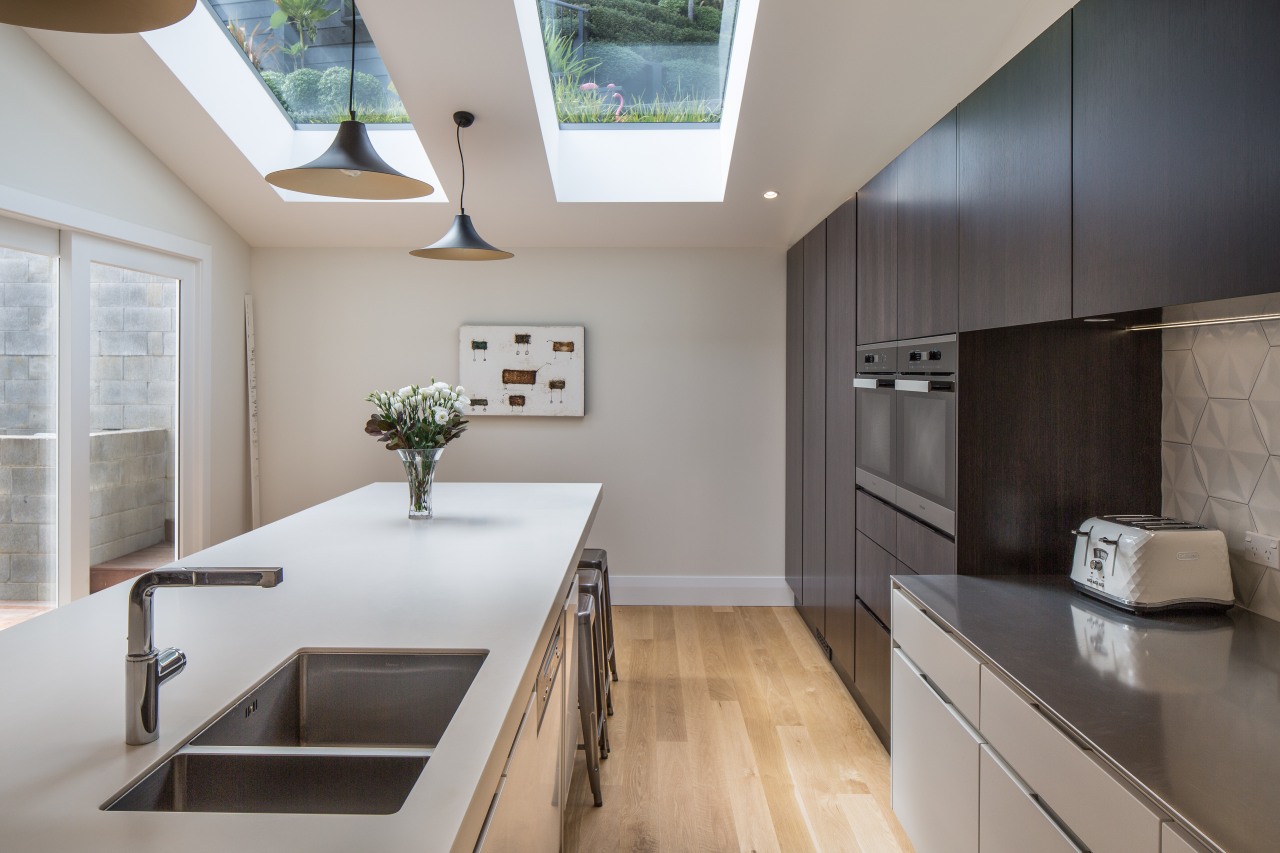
0, 482, 602, 853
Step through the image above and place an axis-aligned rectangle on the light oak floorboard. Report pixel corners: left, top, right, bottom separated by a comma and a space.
565, 606, 912, 853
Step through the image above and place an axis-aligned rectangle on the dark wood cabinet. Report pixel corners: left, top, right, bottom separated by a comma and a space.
854, 532, 895, 626
958, 13, 1072, 331
800, 222, 827, 634
853, 600, 890, 746
785, 243, 804, 604
1073, 0, 1280, 316
825, 200, 858, 687
857, 162, 897, 344
896, 110, 958, 340
896, 512, 956, 576
855, 490, 895, 554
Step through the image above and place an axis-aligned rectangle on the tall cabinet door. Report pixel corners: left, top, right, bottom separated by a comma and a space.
1073, 0, 1280, 315
857, 163, 897, 344
785, 243, 804, 604
800, 222, 827, 634
958, 12, 1071, 331
896, 110, 958, 340
825, 200, 857, 685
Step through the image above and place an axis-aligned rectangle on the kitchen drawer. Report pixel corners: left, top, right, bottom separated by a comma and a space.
856, 532, 896, 625
856, 490, 896, 552
896, 511, 955, 574
854, 600, 890, 743
979, 667, 1165, 853
891, 649, 981, 853
979, 746, 1082, 853
891, 589, 980, 722
1161, 823, 1209, 853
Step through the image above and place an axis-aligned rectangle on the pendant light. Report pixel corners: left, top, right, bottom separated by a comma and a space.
0, 0, 196, 33
265, 8, 433, 201
410, 112, 513, 261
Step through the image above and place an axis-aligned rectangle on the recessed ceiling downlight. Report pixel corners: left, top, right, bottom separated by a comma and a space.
763, 191, 778, 199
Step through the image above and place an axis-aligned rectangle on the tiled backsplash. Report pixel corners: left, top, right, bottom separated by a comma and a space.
1162, 321, 1280, 620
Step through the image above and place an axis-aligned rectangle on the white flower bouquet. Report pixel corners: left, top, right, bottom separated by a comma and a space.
364, 381, 470, 450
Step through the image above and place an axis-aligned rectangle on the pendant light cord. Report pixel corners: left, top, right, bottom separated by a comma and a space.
347, 7, 357, 122
457, 121, 467, 214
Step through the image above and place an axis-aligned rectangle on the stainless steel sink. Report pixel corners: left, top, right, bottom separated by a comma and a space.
104, 650, 487, 814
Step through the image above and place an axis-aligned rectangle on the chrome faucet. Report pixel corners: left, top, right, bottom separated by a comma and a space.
126, 567, 284, 745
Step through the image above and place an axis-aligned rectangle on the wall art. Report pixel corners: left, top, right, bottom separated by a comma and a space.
458, 325, 585, 416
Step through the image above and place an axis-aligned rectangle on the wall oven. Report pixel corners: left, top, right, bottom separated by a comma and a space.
894, 336, 957, 535
854, 344, 897, 503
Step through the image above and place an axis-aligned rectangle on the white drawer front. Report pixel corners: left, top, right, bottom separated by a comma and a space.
979, 667, 1165, 853
1161, 822, 1210, 853
891, 649, 982, 853
979, 746, 1082, 853
892, 589, 981, 722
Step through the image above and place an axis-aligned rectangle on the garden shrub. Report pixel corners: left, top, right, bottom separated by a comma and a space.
260, 70, 287, 106
320, 67, 389, 114
693, 5, 721, 30
585, 0, 719, 45
280, 67, 325, 117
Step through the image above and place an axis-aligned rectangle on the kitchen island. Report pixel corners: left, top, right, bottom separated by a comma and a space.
0, 482, 602, 853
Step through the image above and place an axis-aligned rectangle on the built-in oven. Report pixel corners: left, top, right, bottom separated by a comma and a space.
854, 344, 897, 503
894, 336, 957, 535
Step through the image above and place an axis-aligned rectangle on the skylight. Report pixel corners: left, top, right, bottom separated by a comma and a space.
142, 0, 439, 202
203, 0, 407, 126
538, 0, 738, 125
517, 0, 758, 202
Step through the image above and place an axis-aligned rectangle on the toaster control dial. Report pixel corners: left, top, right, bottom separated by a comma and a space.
1089, 559, 1104, 572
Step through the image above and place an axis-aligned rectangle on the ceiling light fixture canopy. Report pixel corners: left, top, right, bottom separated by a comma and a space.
0, 0, 196, 33
264, 7, 432, 201
411, 111, 513, 261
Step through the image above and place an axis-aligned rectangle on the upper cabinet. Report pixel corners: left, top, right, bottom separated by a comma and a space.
857, 161, 897, 344
1073, 0, 1280, 316
896, 110, 958, 340
958, 13, 1072, 331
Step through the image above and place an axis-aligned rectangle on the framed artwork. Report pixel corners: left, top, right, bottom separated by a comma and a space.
458, 325, 585, 416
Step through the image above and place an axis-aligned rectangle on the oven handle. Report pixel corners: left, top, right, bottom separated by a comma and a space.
896, 379, 955, 393
853, 378, 897, 389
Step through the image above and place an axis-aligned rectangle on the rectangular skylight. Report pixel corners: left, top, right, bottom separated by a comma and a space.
537, 0, 739, 126
203, 0, 408, 126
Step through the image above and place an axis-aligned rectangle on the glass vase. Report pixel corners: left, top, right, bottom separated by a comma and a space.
396, 447, 444, 519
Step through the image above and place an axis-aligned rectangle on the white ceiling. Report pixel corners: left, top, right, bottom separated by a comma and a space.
26, 0, 1075, 250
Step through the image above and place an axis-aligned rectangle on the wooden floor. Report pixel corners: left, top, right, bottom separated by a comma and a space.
90, 542, 175, 593
564, 606, 913, 853
0, 601, 54, 631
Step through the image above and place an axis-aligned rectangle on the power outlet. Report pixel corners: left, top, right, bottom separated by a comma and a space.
1244, 532, 1280, 569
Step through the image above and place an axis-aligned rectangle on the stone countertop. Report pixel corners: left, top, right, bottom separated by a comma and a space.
0, 481, 602, 853
894, 574, 1280, 853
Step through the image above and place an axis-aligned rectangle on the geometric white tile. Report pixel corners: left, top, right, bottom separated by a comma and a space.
1163, 327, 1195, 350
1249, 348, 1280, 454
1191, 399, 1269, 503
1198, 496, 1257, 553
1263, 320, 1280, 347
1248, 456, 1280, 538
1162, 441, 1208, 522
1228, 552, 1267, 609
1162, 349, 1207, 443
1192, 322, 1269, 398
1246, 567, 1280, 623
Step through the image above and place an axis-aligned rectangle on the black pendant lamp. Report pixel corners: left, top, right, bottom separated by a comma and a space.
265, 9, 433, 201
0, 0, 196, 33
411, 112, 513, 261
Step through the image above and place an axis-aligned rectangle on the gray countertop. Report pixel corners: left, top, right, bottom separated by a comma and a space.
894, 574, 1280, 853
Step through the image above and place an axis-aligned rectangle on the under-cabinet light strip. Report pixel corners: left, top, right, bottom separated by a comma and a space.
1128, 312, 1280, 331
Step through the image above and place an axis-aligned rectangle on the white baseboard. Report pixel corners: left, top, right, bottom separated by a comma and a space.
609, 575, 794, 607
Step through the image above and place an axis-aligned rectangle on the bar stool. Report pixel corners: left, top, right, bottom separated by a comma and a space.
575, 593, 604, 806
577, 568, 613, 719
577, 548, 618, 682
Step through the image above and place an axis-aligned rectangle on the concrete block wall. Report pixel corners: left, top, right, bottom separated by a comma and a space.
0, 247, 56, 433
0, 435, 55, 601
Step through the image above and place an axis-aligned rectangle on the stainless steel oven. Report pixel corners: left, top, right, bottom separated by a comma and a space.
894, 336, 957, 534
854, 344, 897, 503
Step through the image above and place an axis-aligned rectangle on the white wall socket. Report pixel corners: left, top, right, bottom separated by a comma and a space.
1244, 532, 1280, 569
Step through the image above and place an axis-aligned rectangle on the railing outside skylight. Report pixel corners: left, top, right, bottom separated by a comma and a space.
203, 0, 408, 126
538, 0, 738, 125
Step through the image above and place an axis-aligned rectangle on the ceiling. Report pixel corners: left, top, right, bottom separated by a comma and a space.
25, 0, 1076, 250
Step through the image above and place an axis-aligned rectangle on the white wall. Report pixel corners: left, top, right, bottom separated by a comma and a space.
250, 247, 787, 603
0, 27, 252, 546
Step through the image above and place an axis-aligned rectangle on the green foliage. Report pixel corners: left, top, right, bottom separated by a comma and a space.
657, 0, 690, 18
693, 5, 721, 29
616, 91, 720, 122
279, 67, 325, 115
585, 0, 719, 45
320, 67, 390, 114
660, 58, 718, 97
270, 0, 339, 67
584, 43, 647, 87
260, 70, 287, 104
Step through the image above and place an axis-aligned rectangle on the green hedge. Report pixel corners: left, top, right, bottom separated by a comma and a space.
267, 67, 392, 120
585, 0, 719, 45
585, 43, 648, 86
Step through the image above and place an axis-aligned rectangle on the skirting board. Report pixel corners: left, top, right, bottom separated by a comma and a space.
609, 575, 794, 606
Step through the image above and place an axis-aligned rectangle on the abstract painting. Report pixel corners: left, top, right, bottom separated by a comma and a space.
458, 325, 585, 416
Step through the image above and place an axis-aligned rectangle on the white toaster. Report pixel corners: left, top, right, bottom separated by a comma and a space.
1070, 515, 1233, 613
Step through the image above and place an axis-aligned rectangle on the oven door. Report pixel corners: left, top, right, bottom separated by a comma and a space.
854, 377, 897, 503
894, 378, 957, 534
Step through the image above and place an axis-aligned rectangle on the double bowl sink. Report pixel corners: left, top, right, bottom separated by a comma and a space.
105, 651, 487, 815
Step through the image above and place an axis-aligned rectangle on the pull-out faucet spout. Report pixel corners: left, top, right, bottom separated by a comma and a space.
125, 567, 284, 745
